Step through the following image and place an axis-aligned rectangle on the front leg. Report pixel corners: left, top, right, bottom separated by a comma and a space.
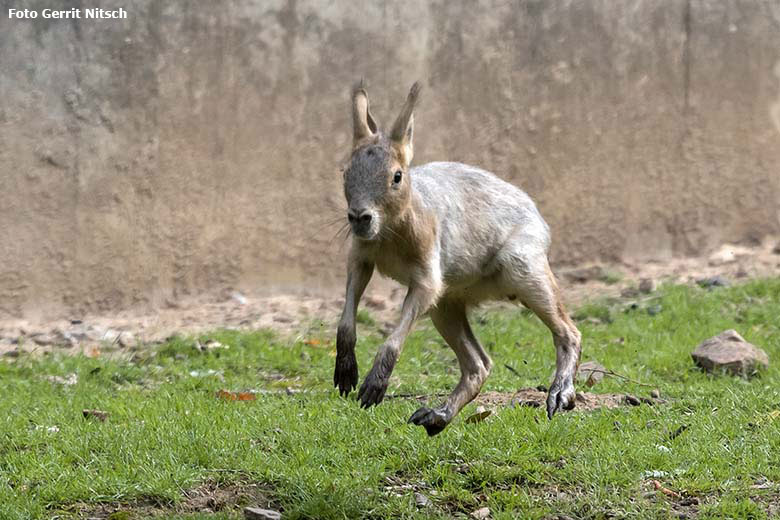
358, 280, 439, 408
334, 259, 374, 396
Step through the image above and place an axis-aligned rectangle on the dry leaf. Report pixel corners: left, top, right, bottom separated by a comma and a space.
753, 410, 780, 426
236, 391, 256, 401
466, 406, 492, 424
216, 389, 256, 401
304, 338, 322, 346
651, 480, 682, 499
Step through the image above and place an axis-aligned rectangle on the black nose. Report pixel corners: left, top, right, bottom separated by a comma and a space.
348, 209, 372, 225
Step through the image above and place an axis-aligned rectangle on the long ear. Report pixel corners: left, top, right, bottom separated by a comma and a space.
352, 80, 378, 148
390, 81, 422, 167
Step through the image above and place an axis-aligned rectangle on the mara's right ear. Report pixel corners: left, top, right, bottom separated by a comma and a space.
390, 81, 422, 168
352, 80, 378, 148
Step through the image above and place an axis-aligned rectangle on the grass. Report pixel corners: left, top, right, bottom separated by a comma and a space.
2, 279, 780, 519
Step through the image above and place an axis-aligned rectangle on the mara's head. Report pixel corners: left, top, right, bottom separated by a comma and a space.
343, 81, 421, 241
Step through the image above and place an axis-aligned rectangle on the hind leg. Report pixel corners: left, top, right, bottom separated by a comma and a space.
503, 251, 582, 418
408, 298, 492, 436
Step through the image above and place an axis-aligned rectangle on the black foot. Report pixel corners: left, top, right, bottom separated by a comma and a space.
357, 368, 388, 408
546, 378, 576, 419
333, 351, 358, 397
408, 406, 450, 436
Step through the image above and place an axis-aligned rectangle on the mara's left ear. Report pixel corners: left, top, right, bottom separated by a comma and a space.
352, 79, 379, 149
390, 81, 422, 168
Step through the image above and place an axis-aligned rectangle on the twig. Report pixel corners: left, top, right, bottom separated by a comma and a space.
384, 392, 448, 400
584, 367, 654, 388
504, 364, 522, 378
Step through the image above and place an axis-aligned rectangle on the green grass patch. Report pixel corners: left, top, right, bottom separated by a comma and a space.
2, 279, 780, 518
356, 308, 376, 326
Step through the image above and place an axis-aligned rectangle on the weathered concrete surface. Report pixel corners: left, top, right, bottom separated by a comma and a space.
1, 0, 779, 320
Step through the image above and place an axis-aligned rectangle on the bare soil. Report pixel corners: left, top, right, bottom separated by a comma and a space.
2, 240, 778, 359
475, 388, 642, 411
64, 481, 273, 519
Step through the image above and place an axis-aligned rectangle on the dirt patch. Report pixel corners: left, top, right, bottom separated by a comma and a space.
1, 242, 778, 359
475, 388, 662, 412
63, 480, 273, 519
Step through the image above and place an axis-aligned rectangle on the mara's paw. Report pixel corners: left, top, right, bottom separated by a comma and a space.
546, 378, 576, 419
357, 368, 388, 408
333, 351, 358, 397
408, 407, 450, 436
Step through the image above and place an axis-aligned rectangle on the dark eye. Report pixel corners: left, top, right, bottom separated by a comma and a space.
393, 170, 403, 184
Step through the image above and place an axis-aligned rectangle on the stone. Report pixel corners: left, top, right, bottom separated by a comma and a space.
244, 507, 281, 520
414, 492, 432, 508
471, 507, 491, 519
692, 329, 769, 376
577, 361, 607, 386
30, 332, 57, 346
708, 244, 751, 266
365, 295, 387, 310
639, 278, 656, 293
696, 275, 729, 289
625, 395, 641, 406
620, 287, 640, 298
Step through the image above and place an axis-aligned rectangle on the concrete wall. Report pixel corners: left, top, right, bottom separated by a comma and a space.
1, 0, 779, 320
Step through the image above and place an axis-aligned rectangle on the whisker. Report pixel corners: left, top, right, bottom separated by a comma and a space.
314, 215, 349, 235
329, 221, 351, 246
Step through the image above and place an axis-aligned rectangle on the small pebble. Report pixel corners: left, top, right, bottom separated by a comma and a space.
625, 395, 641, 406
244, 507, 281, 520
639, 278, 656, 293
696, 275, 729, 288
414, 492, 431, 508
471, 507, 490, 520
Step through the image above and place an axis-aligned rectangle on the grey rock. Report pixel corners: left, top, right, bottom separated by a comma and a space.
31, 332, 57, 346
625, 395, 641, 406
620, 287, 640, 298
696, 275, 730, 289
365, 295, 387, 310
639, 278, 656, 293
414, 492, 432, 508
578, 361, 607, 386
471, 507, 491, 520
692, 330, 769, 376
244, 507, 281, 520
